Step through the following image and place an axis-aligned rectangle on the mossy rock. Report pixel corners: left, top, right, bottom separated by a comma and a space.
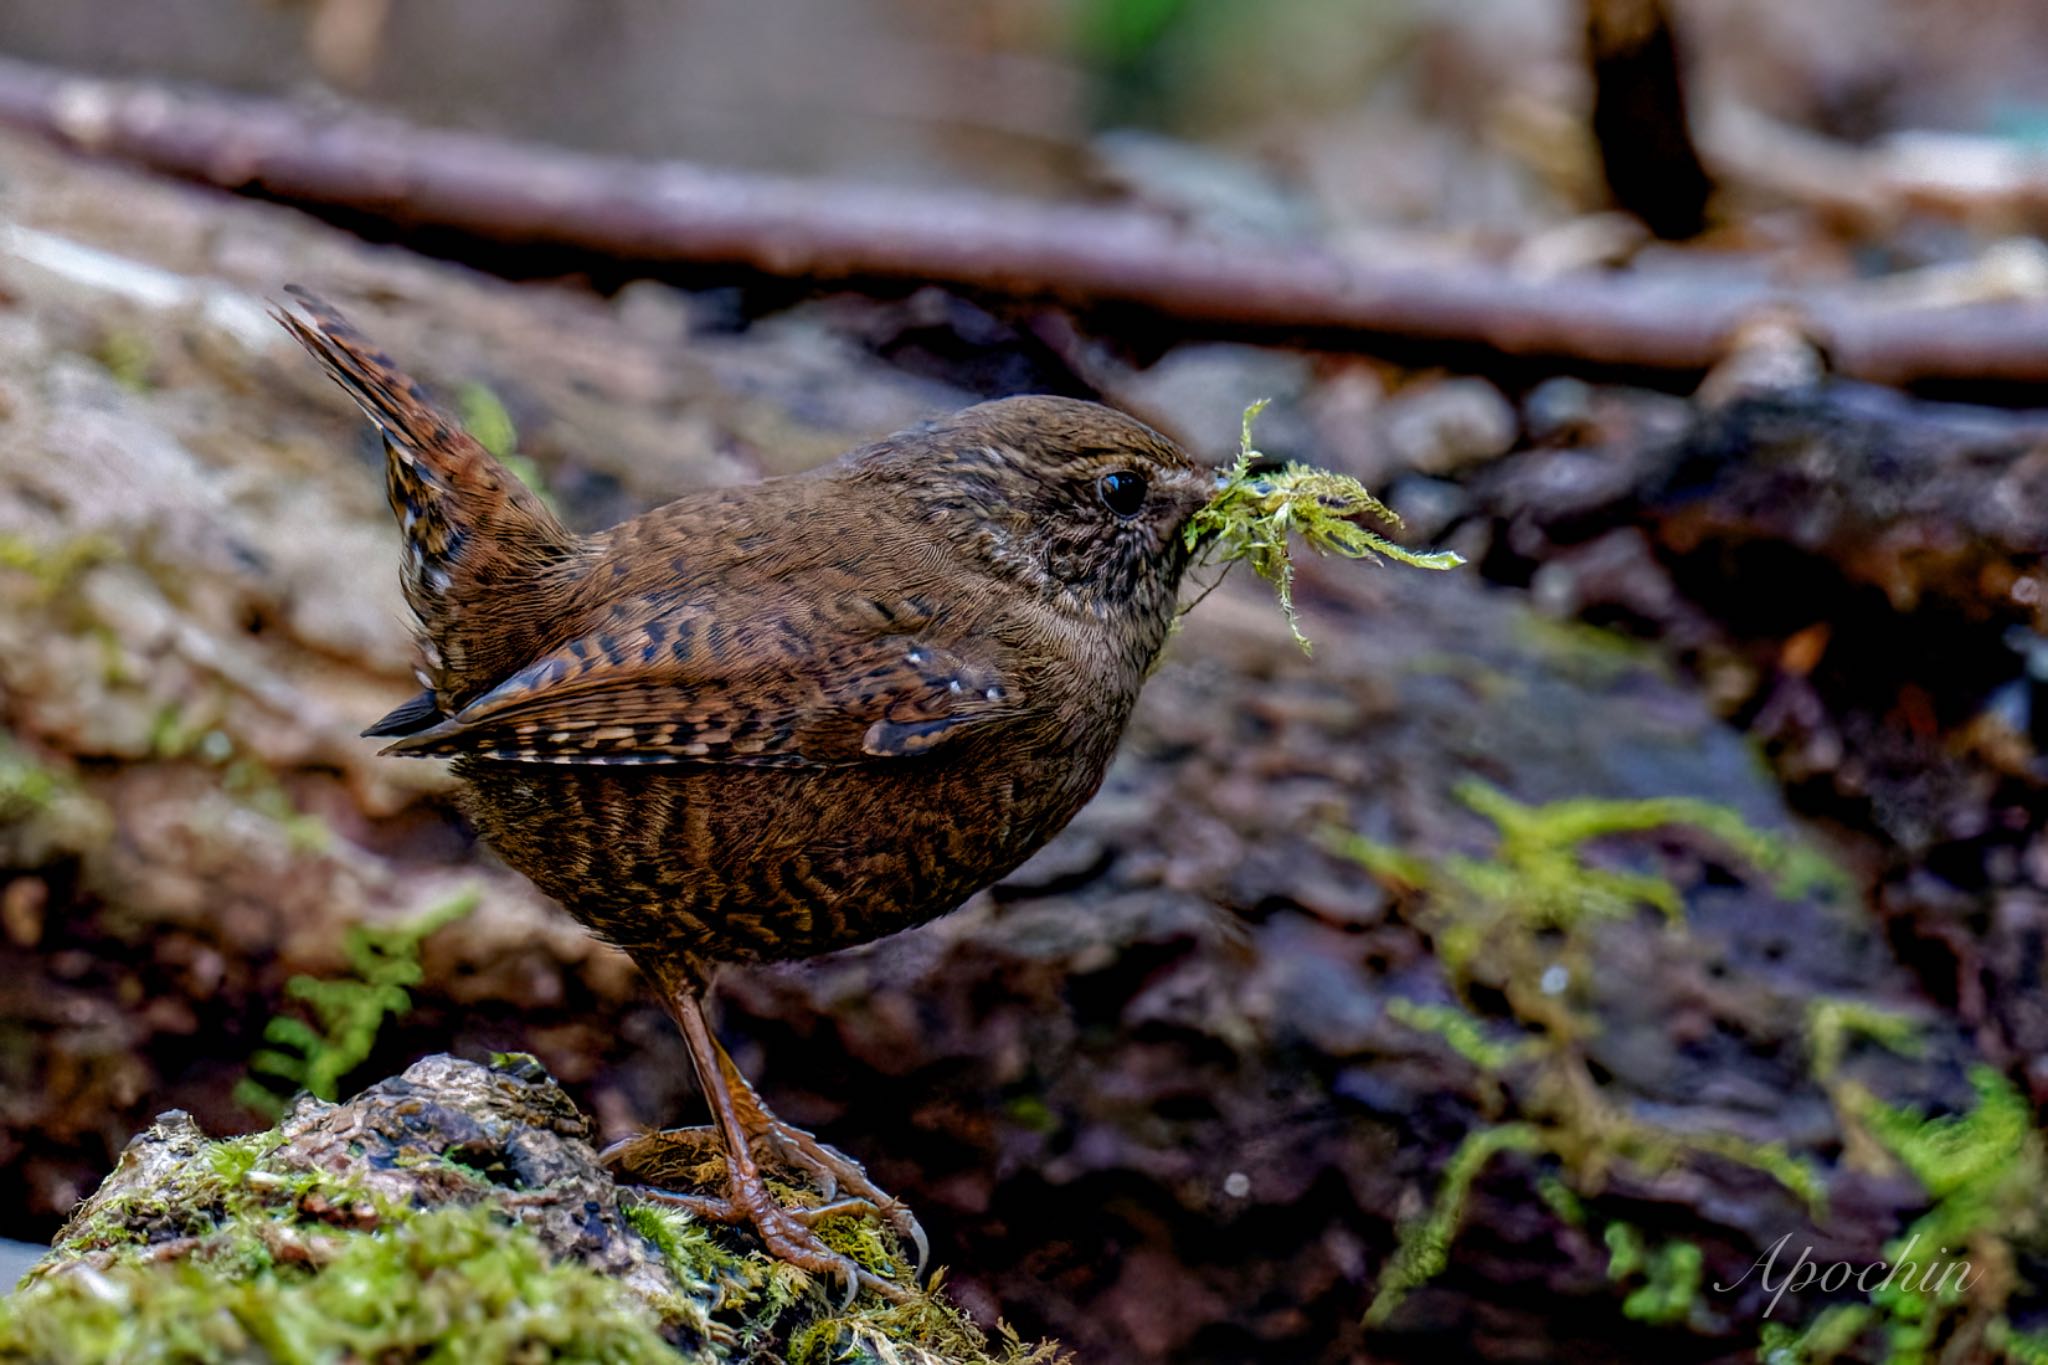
0, 1054, 1056, 1364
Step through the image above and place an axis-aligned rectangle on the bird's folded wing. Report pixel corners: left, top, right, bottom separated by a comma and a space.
377, 605, 1019, 766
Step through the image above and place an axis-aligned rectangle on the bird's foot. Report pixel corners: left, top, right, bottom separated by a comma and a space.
626, 1178, 913, 1308
605, 1125, 925, 1305
734, 1115, 931, 1282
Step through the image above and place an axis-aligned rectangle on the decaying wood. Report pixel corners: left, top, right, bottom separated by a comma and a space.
2, 55, 2048, 388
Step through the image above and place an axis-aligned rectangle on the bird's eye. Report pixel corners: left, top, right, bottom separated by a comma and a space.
1096, 470, 1148, 519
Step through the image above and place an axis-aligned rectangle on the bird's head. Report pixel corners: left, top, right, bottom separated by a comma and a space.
851, 396, 1213, 638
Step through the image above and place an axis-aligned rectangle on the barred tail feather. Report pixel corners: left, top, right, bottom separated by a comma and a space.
276, 288, 583, 706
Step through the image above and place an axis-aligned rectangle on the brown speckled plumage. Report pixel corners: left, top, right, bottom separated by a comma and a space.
279, 289, 1213, 1297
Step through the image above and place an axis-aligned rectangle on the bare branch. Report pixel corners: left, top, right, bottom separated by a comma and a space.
2, 56, 2047, 388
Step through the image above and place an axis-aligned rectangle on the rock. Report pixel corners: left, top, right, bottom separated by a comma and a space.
1116, 344, 1315, 463
1086, 130, 1319, 242
1528, 526, 1686, 631
1, 1053, 1040, 1364
1379, 377, 1517, 477
1385, 475, 1473, 543
1521, 376, 1598, 446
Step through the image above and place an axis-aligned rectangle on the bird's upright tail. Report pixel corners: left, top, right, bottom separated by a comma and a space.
275, 287, 583, 709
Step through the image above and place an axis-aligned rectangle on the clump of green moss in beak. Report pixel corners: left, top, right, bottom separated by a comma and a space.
1185, 400, 1465, 651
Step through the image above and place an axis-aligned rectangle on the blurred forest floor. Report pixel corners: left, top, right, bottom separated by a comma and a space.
3, 1, 2048, 1362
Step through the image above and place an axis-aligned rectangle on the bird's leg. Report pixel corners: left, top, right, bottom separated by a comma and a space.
611, 960, 916, 1305
704, 1030, 930, 1278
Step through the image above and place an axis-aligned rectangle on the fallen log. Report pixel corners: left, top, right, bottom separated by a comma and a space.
2, 56, 2048, 389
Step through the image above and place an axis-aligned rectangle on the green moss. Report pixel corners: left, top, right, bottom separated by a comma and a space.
1444, 780, 1839, 933
1804, 997, 1932, 1182
1333, 781, 1843, 989
1603, 1219, 1647, 1280
92, 329, 155, 392
1510, 614, 1668, 687
619, 1189, 1042, 1362
785, 1271, 1067, 1365
202, 1133, 271, 1187
1604, 1223, 1703, 1326
619, 1199, 810, 1349
1863, 1070, 2041, 1359
237, 889, 482, 1116
1762, 1067, 2046, 1363
0, 737, 112, 866
1864, 1066, 2032, 1201
1806, 998, 1923, 1085
15, 1060, 1049, 1365
1535, 1176, 1585, 1228
6, 1201, 681, 1365
1075, 0, 1194, 62
1340, 785, 1839, 1328
1002, 1095, 1058, 1134
145, 705, 194, 760
1385, 999, 1539, 1074
0, 743, 65, 818
806, 1202, 906, 1280
624, 1203, 732, 1300
149, 721, 337, 852
457, 380, 559, 514
1991, 1320, 2048, 1365
0, 531, 118, 598
1761, 1304, 1874, 1363
1366, 1123, 1545, 1325
1185, 399, 1462, 652
618, 1203, 740, 1346
49, 1122, 369, 1270
218, 755, 334, 853
456, 381, 519, 460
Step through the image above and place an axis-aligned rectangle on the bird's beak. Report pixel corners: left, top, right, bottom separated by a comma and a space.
1171, 465, 1222, 519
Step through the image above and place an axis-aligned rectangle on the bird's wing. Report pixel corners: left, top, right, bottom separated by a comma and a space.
377, 596, 1020, 766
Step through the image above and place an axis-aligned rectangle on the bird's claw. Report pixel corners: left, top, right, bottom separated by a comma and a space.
742, 1118, 931, 1282
625, 1183, 916, 1308
790, 1197, 881, 1224
607, 1108, 930, 1287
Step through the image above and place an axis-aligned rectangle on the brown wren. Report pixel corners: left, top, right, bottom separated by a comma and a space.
277, 289, 1214, 1300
